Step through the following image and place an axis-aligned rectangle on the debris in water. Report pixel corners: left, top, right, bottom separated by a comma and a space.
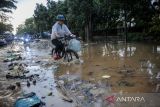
33, 80, 36, 85
62, 97, 73, 103
16, 82, 21, 88
7, 84, 16, 90
118, 80, 134, 87
41, 96, 46, 99
27, 81, 30, 87
102, 75, 111, 79
48, 92, 53, 96
55, 73, 110, 106
88, 71, 94, 76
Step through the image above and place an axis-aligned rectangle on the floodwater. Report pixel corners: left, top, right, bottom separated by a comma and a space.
56, 42, 160, 93
0, 40, 75, 107
0, 40, 160, 107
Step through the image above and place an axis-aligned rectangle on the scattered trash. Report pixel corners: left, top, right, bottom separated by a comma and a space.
55, 74, 109, 106
62, 97, 73, 103
118, 69, 134, 74
27, 81, 30, 87
48, 92, 53, 96
118, 80, 134, 87
6, 73, 39, 80
6, 73, 26, 79
7, 84, 16, 90
102, 75, 111, 79
16, 82, 21, 88
3, 54, 22, 62
33, 80, 36, 85
41, 96, 46, 99
35, 61, 41, 64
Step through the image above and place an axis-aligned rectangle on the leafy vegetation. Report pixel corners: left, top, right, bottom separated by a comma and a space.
16, 17, 36, 35
0, 0, 17, 34
15, 0, 160, 42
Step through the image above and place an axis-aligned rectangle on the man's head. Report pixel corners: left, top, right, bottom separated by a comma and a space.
151, 0, 160, 11
56, 14, 65, 25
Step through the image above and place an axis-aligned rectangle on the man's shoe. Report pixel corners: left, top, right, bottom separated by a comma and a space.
53, 55, 58, 60
57, 55, 62, 60
54, 55, 62, 60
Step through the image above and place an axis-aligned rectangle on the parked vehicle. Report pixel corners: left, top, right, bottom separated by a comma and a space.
16, 33, 33, 44
3, 32, 14, 43
5, 35, 14, 43
0, 39, 7, 46
41, 32, 51, 39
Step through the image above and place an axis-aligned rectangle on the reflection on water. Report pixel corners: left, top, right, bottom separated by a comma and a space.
57, 42, 160, 93
153, 45, 160, 54
102, 43, 136, 58
157, 46, 160, 53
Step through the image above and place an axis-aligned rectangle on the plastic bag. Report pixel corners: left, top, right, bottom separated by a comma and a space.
68, 39, 81, 52
14, 92, 42, 107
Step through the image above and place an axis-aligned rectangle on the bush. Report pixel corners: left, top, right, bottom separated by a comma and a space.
127, 32, 144, 41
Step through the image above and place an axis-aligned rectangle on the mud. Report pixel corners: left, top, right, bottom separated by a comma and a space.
0, 40, 160, 107
0, 40, 74, 107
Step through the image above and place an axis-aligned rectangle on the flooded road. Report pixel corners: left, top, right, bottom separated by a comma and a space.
0, 40, 160, 107
0, 40, 75, 107
56, 42, 160, 93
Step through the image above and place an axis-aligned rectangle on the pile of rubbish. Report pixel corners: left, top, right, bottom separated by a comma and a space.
0, 81, 21, 107
2, 50, 40, 81
5, 62, 39, 80
55, 74, 110, 107
0, 41, 60, 107
3, 53, 22, 62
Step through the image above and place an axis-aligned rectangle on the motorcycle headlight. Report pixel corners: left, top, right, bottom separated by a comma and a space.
25, 38, 29, 42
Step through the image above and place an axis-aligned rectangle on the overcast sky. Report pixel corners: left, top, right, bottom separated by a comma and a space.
10, 0, 57, 34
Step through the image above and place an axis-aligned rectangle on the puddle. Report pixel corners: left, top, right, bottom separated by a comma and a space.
22, 65, 74, 107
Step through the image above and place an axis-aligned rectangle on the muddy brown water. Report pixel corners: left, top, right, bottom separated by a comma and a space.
0, 41, 160, 107
56, 42, 160, 93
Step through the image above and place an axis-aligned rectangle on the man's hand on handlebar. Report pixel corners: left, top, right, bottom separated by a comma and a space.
70, 34, 76, 37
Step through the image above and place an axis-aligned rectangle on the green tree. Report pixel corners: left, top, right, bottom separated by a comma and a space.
34, 3, 49, 33
66, 0, 94, 41
16, 24, 26, 35
16, 17, 36, 35
0, 0, 17, 34
32, 0, 160, 42
0, 22, 13, 34
0, 0, 17, 22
